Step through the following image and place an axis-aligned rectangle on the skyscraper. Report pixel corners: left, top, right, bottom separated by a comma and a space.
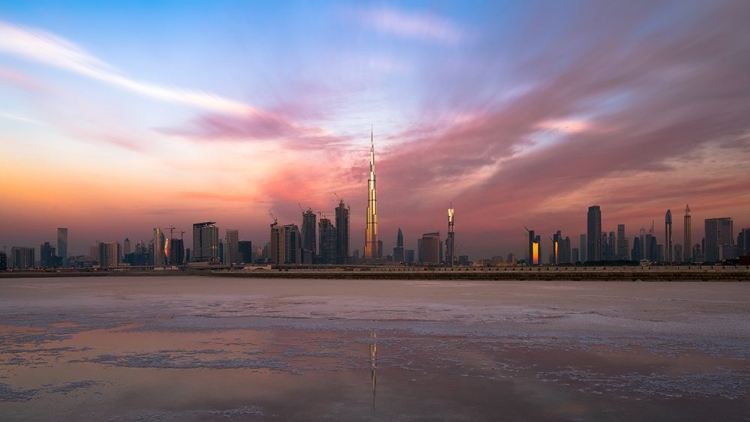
527, 229, 541, 266
617, 224, 629, 260
123, 238, 131, 257
192, 222, 219, 263
579, 234, 586, 262
446, 202, 455, 266
683, 205, 692, 262
420, 232, 440, 265
301, 209, 317, 264
153, 228, 166, 266
318, 218, 337, 265
364, 129, 378, 261
704, 217, 733, 263
238, 241, 253, 264
226, 229, 239, 265
57, 228, 68, 267
284, 224, 302, 264
98, 242, 119, 268
665, 209, 673, 263
552, 231, 561, 265
393, 228, 405, 262
270, 221, 284, 265
335, 200, 350, 264
40, 242, 56, 268
587, 206, 601, 262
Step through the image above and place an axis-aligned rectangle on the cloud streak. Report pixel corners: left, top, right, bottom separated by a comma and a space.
357, 6, 464, 43
0, 21, 258, 116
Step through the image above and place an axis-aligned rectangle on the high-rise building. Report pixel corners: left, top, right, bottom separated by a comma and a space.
420, 232, 440, 265
270, 222, 284, 265
617, 224, 628, 260
561, 236, 571, 264
364, 129, 379, 261
40, 242, 56, 268
739, 228, 750, 257
572, 248, 579, 263
0, 251, 6, 271
587, 206, 601, 262
552, 231, 561, 265
632, 236, 642, 262
301, 209, 317, 264
168, 238, 185, 265
193, 222, 219, 262
527, 229, 541, 266
704, 218, 733, 263
284, 224, 302, 265
153, 228, 166, 266
335, 200, 350, 264
665, 209, 673, 263
579, 234, 586, 262
10, 247, 35, 269
318, 218, 337, 265
238, 241, 253, 264
683, 205, 692, 262
674, 244, 683, 264
123, 237, 131, 257
98, 242, 119, 268
57, 228, 68, 267
226, 229, 239, 265
393, 228, 405, 262
446, 203, 455, 266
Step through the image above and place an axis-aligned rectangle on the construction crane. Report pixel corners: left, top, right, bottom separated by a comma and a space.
166, 226, 176, 240
179, 231, 185, 240
268, 210, 277, 224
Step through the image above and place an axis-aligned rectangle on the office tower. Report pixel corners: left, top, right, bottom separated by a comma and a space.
193, 222, 219, 262
11, 247, 35, 269
238, 241, 253, 264
527, 229, 541, 266
123, 238, 131, 257
601, 232, 609, 261
572, 248, 579, 263
579, 234, 586, 262
335, 200, 350, 264
301, 209, 317, 264
153, 228, 166, 266
0, 251, 6, 271
665, 209, 673, 263
318, 218, 336, 265
552, 231, 561, 265
40, 242, 55, 268
393, 228, 405, 262
632, 237, 641, 262
675, 244, 683, 264
169, 238, 185, 265
364, 129, 379, 261
225, 229, 239, 265
446, 203, 455, 266
739, 229, 750, 257
270, 222, 284, 265
57, 228, 68, 267
405, 249, 415, 263
283, 224, 302, 264
98, 242, 119, 268
639, 227, 646, 260
683, 205, 692, 262
704, 218, 733, 263
616, 224, 628, 260
587, 206, 601, 262
420, 232, 440, 265
562, 236, 571, 264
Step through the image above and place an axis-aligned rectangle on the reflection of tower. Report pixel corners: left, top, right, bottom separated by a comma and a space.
364, 129, 379, 260
370, 332, 377, 412
446, 202, 455, 267
684, 205, 692, 262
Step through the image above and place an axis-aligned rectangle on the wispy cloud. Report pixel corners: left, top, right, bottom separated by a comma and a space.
0, 21, 257, 116
357, 6, 464, 44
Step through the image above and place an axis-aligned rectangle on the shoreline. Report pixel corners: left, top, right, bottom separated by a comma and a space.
1, 266, 749, 281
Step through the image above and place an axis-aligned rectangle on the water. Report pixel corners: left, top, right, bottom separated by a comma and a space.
1, 277, 749, 421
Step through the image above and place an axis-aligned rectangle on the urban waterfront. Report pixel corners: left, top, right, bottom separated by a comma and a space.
1, 276, 748, 421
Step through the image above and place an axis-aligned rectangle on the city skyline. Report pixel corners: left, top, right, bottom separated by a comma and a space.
2, 1, 750, 258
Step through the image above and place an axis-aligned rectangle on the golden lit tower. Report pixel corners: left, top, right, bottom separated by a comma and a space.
446, 201, 455, 266
364, 128, 379, 260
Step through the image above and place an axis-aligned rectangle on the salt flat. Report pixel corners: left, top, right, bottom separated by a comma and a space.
0, 277, 748, 421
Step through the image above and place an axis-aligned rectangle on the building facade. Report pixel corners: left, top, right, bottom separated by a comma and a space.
57, 228, 68, 267
587, 206, 601, 262
192, 222, 219, 262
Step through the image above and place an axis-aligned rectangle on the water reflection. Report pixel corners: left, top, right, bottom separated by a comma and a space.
370, 332, 377, 412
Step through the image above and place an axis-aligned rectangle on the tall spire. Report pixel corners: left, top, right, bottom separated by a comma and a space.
364, 126, 379, 261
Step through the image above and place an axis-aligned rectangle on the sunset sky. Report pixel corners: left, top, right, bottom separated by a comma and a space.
1, 1, 749, 259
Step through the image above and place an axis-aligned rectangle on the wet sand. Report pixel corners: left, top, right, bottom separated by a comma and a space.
1, 277, 748, 421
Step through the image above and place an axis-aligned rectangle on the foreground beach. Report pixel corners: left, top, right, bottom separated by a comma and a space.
1, 277, 748, 421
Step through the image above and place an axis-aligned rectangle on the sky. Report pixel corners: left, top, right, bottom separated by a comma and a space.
1, 0, 749, 260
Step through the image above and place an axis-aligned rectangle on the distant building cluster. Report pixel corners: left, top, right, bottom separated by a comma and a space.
524, 204, 750, 266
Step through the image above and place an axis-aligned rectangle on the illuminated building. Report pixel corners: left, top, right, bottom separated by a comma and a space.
527, 229, 541, 266
153, 228, 166, 266
335, 200, 350, 264
665, 209, 673, 263
552, 231, 561, 265
192, 222, 219, 263
446, 202, 455, 266
364, 129, 379, 260
684, 205, 692, 262
57, 228, 68, 267
587, 206, 601, 262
